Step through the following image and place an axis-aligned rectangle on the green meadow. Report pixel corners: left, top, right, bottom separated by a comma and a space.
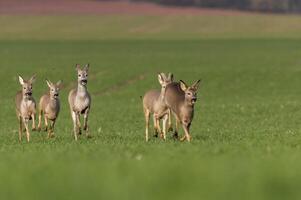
1, 13, 301, 200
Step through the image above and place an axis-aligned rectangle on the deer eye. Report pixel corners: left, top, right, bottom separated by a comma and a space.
187, 92, 192, 96
78, 74, 81, 77
23, 87, 26, 90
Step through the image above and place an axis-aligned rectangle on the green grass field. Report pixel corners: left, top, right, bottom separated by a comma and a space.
2, 13, 301, 200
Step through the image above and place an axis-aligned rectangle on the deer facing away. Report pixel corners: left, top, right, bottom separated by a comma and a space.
164, 79, 201, 142
37, 80, 62, 138
68, 64, 91, 141
143, 73, 173, 142
15, 75, 37, 142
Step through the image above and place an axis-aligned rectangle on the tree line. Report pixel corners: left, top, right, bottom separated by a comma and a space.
132, 0, 301, 13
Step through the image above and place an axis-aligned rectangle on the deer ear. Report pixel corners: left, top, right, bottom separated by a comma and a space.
29, 75, 36, 83
84, 63, 89, 71
192, 79, 201, 90
18, 76, 24, 85
168, 73, 174, 82
56, 80, 63, 88
75, 64, 81, 71
158, 73, 164, 85
46, 79, 52, 88
180, 80, 188, 91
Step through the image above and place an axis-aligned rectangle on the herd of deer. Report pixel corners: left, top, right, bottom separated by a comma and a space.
15, 65, 200, 143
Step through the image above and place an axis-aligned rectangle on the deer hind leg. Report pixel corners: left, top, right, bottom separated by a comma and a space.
23, 117, 30, 142
71, 111, 78, 141
83, 107, 90, 138
144, 108, 150, 142
167, 109, 173, 132
162, 114, 168, 141
18, 115, 23, 142
37, 110, 42, 131
31, 113, 36, 131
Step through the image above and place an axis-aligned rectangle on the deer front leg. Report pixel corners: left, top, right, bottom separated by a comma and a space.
44, 115, 48, 132
23, 117, 30, 142
71, 111, 78, 141
162, 114, 168, 140
153, 115, 158, 137
37, 110, 42, 131
18, 116, 23, 142
180, 123, 191, 142
83, 107, 90, 138
154, 117, 163, 139
76, 112, 81, 135
167, 109, 173, 132
144, 108, 150, 142
48, 120, 56, 138
31, 113, 36, 131
173, 117, 180, 139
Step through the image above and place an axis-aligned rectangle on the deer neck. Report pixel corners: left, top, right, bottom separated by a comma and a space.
184, 99, 195, 108
22, 94, 32, 102
159, 88, 166, 102
49, 97, 59, 108
77, 84, 87, 97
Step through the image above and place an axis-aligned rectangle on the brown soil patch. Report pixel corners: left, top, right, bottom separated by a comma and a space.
0, 0, 248, 16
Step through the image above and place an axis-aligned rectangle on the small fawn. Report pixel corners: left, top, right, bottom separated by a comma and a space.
164, 79, 201, 142
68, 64, 91, 140
142, 73, 173, 142
37, 80, 62, 138
15, 75, 37, 142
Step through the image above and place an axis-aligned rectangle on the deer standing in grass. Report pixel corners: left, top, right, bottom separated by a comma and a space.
15, 75, 37, 142
68, 64, 91, 141
164, 79, 201, 142
143, 73, 173, 142
37, 80, 62, 138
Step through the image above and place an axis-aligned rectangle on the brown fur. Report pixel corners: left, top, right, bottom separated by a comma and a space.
68, 64, 91, 140
164, 79, 201, 142
142, 73, 173, 142
38, 80, 62, 138
15, 75, 37, 142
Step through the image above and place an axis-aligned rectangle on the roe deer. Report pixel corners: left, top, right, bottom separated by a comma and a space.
142, 73, 173, 142
164, 79, 201, 142
68, 64, 91, 140
37, 80, 62, 138
15, 75, 37, 142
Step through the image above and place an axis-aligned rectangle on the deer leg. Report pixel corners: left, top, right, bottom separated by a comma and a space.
37, 110, 42, 131
162, 114, 168, 141
71, 111, 78, 141
18, 116, 22, 142
153, 115, 158, 137
180, 123, 191, 142
167, 109, 173, 132
31, 113, 36, 131
23, 118, 30, 142
173, 117, 180, 139
83, 107, 90, 138
48, 120, 56, 138
43, 115, 48, 132
155, 117, 163, 139
144, 108, 150, 142
76, 112, 81, 135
